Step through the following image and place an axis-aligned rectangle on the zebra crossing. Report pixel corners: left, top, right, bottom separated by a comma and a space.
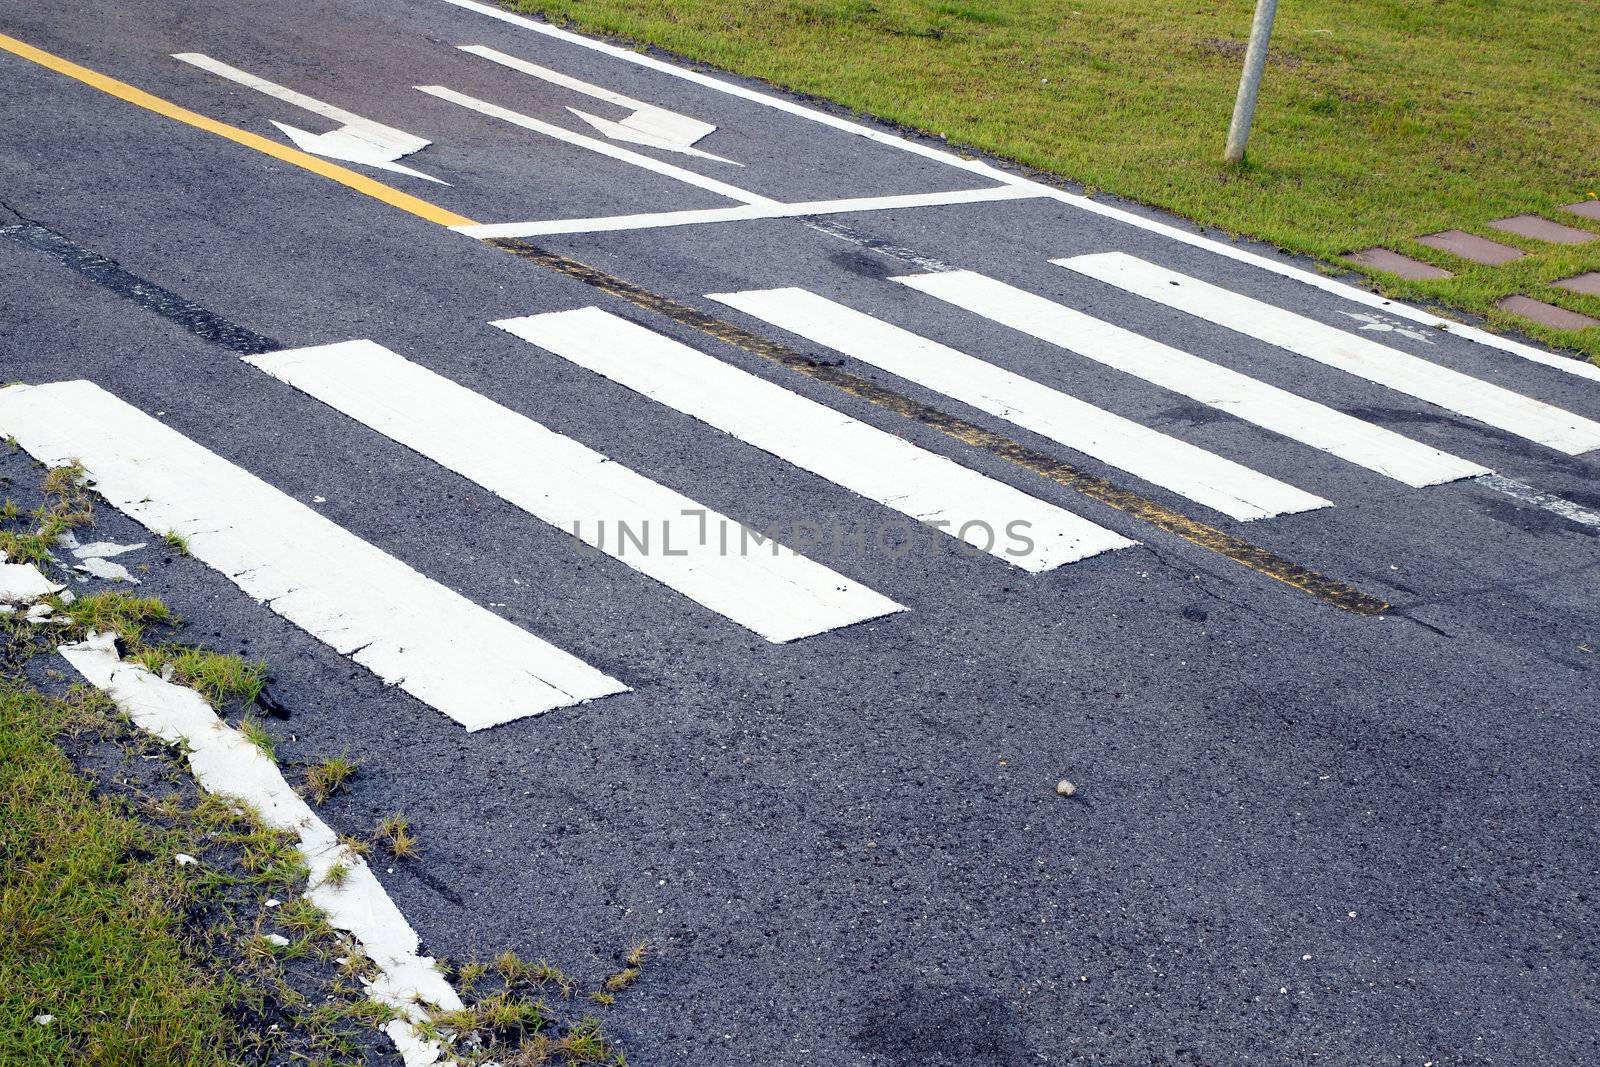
491, 306, 1137, 566
4, 247, 1597, 733
1055, 253, 1600, 454
707, 285, 1334, 520
244, 338, 905, 644
0, 379, 629, 730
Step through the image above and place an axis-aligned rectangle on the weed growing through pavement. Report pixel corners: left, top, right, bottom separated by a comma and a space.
2, 460, 635, 1064
1, 460, 94, 566
162, 529, 191, 556
422, 945, 642, 1065
128, 643, 267, 707
238, 715, 277, 761
302, 754, 358, 804
372, 813, 420, 859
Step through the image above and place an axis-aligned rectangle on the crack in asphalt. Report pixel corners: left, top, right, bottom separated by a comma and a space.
0, 215, 281, 355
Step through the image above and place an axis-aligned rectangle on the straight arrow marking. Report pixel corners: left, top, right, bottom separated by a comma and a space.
173, 52, 447, 183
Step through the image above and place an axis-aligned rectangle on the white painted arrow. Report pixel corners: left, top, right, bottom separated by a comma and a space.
172, 52, 447, 184
269, 121, 446, 183
458, 44, 741, 165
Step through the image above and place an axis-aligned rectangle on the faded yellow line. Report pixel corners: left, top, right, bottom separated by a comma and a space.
491, 239, 1391, 616
0, 31, 475, 228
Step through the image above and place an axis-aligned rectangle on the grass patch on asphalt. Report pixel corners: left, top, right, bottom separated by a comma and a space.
509, 0, 1600, 362
0, 680, 238, 1066
1, 458, 638, 1066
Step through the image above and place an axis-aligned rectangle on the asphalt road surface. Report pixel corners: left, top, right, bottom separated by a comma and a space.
3, 1, 1599, 1063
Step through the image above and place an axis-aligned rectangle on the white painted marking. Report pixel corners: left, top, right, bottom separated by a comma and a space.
269, 121, 445, 184
458, 45, 739, 164
246, 340, 904, 642
1059, 253, 1600, 455
1337, 311, 1435, 345
1475, 474, 1600, 530
804, 218, 958, 273
414, 85, 772, 205
171, 53, 446, 183
453, 185, 1042, 238
68, 538, 146, 559
716, 286, 1333, 520
74, 556, 139, 584
0, 559, 63, 602
0, 381, 627, 730
440, 0, 1600, 384
60, 631, 462, 1067
872, 275, 1489, 488
494, 307, 1137, 569
61, 531, 146, 582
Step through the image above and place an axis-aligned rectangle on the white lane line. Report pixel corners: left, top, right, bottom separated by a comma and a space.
493, 308, 1138, 570
1474, 473, 1600, 530
458, 44, 739, 164
0, 381, 628, 730
715, 286, 1332, 521
60, 631, 461, 1066
414, 84, 774, 205
246, 341, 903, 643
439, 0, 1600, 385
872, 275, 1490, 489
804, 218, 959, 273
1059, 253, 1600, 455
171, 52, 445, 183
452, 184, 1041, 238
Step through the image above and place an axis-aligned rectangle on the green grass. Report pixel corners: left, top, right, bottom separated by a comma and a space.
301, 754, 358, 805
0, 681, 236, 1066
54, 592, 173, 646
1, 460, 96, 566
126, 645, 267, 708
510, 0, 1600, 362
0, 459, 631, 1066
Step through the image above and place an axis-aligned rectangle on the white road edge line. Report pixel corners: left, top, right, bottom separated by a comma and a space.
59, 630, 462, 1067
0, 381, 629, 731
414, 84, 775, 205
714, 285, 1332, 520
1058, 252, 1600, 456
246, 340, 905, 643
494, 307, 1139, 570
869, 273, 1490, 488
438, 0, 1600, 385
452, 185, 1043, 238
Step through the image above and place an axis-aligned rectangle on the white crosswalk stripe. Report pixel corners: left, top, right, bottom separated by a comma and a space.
873, 275, 1492, 489
1056, 252, 1600, 456
493, 307, 1139, 570
718, 287, 1331, 521
0, 380, 629, 730
245, 340, 905, 643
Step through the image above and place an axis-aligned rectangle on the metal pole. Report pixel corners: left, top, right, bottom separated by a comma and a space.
1223, 0, 1280, 163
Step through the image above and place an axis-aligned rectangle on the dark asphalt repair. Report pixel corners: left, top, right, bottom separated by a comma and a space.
2, 0, 1599, 1063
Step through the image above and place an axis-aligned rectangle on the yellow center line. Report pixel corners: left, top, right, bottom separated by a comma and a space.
0, 31, 476, 228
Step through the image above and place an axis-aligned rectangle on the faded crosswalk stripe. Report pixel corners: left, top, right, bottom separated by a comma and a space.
0, 380, 628, 730
246, 341, 904, 643
721, 286, 1329, 520
1056, 253, 1600, 455
494, 307, 1138, 570
876, 275, 1491, 489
